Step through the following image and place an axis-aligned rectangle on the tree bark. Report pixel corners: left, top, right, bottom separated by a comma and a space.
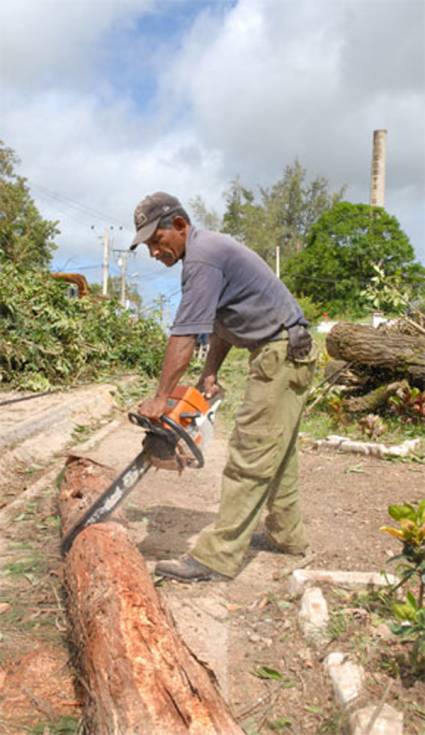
344, 380, 409, 413
326, 322, 425, 384
59, 457, 243, 735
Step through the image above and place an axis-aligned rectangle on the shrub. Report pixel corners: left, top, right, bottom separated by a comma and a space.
0, 264, 166, 389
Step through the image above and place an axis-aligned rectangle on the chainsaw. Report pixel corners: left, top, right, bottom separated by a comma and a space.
61, 385, 222, 555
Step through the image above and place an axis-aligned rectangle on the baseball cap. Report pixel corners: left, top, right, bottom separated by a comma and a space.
130, 192, 182, 250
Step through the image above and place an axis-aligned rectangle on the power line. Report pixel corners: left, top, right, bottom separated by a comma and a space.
29, 180, 132, 233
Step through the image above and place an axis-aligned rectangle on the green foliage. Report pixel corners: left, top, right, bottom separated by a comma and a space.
388, 384, 425, 424
285, 202, 423, 314
189, 194, 222, 231
380, 501, 425, 662
221, 162, 345, 268
360, 264, 425, 315
0, 141, 59, 268
261, 160, 346, 257
391, 592, 425, 662
90, 275, 142, 312
222, 178, 271, 263
0, 263, 166, 389
293, 295, 323, 324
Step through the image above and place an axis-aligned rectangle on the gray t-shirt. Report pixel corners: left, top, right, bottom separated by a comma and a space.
170, 227, 306, 348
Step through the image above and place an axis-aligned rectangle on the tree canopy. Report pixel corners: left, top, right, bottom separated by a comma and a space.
191, 161, 345, 270
284, 202, 424, 314
0, 141, 59, 269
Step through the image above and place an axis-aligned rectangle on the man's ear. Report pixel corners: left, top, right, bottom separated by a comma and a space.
172, 215, 188, 232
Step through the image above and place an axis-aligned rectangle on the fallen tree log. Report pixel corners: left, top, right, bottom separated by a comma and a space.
59, 457, 243, 735
324, 360, 367, 387
343, 380, 409, 413
326, 322, 425, 385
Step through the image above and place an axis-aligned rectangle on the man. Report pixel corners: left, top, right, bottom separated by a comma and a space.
131, 192, 316, 582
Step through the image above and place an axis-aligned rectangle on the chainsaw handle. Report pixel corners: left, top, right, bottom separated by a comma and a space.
128, 412, 171, 440
128, 412, 204, 469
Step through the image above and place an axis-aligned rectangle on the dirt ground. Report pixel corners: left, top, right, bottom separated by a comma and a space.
0, 394, 424, 734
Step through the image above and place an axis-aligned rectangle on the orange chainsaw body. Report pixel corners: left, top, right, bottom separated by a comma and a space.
165, 385, 210, 446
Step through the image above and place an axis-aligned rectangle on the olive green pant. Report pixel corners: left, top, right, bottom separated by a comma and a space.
191, 337, 316, 578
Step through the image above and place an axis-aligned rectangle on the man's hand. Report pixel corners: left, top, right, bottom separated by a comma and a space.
197, 374, 220, 400
138, 395, 168, 421
287, 324, 312, 361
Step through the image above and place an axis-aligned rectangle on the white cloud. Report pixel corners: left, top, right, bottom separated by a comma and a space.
160, 0, 424, 257
0, 0, 423, 302
0, 0, 151, 90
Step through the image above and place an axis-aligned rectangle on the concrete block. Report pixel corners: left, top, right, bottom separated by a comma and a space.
350, 703, 403, 734
324, 652, 364, 707
288, 569, 398, 597
299, 586, 329, 642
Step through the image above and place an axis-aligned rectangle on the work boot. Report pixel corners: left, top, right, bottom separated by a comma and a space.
250, 532, 307, 556
154, 555, 227, 582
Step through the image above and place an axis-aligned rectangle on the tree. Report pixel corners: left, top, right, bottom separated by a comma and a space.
222, 178, 271, 263
221, 163, 345, 269
262, 160, 346, 257
189, 195, 222, 231
284, 202, 424, 314
0, 141, 59, 269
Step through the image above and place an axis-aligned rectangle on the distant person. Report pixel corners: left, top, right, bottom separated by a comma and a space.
130, 192, 316, 581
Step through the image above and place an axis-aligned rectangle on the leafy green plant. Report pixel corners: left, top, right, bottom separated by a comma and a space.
381, 501, 425, 664
324, 391, 350, 427
388, 384, 425, 425
381, 501, 425, 603
360, 263, 425, 317
0, 263, 166, 389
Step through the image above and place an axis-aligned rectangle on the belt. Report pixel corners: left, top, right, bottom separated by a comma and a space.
247, 328, 286, 353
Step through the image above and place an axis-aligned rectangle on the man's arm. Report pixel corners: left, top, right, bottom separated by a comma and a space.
197, 333, 232, 398
138, 334, 196, 419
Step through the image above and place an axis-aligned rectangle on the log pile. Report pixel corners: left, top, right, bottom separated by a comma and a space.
326, 322, 425, 386
59, 456, 243, 735
324, 321, 425, 418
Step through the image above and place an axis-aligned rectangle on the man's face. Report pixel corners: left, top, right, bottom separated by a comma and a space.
144, 224, 186, 267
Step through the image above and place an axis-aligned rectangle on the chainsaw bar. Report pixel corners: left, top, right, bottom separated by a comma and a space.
61, 449, 151, 555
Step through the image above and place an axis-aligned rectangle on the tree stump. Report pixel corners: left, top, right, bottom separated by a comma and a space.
59, 457, 243, 735
326, 322, 425, 385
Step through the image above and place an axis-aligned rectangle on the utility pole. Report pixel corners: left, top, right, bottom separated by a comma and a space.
102, 227, 110, 296
91, 225, 113, 295
275, 244, 280, 278
113, 249, 131, 307
119, 252, 128, 307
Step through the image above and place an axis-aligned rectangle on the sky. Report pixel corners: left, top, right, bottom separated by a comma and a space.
0, 0, 424, 323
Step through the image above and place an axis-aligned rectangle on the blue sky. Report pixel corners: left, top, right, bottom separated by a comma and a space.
0, 0, 424, 324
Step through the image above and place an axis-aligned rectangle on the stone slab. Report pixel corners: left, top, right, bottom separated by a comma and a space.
350, 703, 403, 735
324, 652, 364, 707
298, 586, 329, 643
288, 569, 399, 597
